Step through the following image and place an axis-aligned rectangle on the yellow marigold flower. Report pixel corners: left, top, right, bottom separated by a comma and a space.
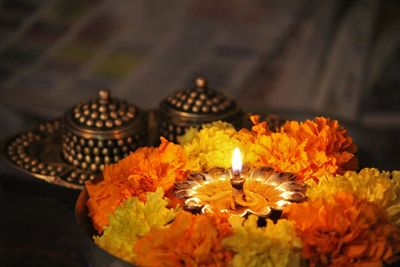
306, 168, 396, 206
306, 168, 400, 226
178, 121, 245, 171
392, 170, 400, 188
384, 170, 400, 226
94, 188, 178, 264
222, 215, 302, 267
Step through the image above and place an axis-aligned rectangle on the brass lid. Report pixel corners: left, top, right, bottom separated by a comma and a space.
64, 89, 145, 139
160, 77, 242, 123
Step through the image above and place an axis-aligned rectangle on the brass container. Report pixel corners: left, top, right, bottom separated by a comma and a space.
158, 77, 243, 142
61, 89, 147, 183
3, 89, 148, 189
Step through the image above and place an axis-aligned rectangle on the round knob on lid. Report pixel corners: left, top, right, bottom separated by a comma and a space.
98, 89, 111, 104
194, 77, 207, 89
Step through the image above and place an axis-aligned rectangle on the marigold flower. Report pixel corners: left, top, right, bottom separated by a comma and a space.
239, 115, 272, 141
285, 192, 400, 266
247, 133, 315, 179
86, 179, 131, 234
178, 121, 245, 171
306, 168, 400, 226
282, 117, 358, 175
393, 171, 400, 182
244, 116, 358, 181
134, 211, 233, 267
94, 188, 178, 264
222, 215, 302, 267
306, 169, 394, 203
86, 137, 188, 233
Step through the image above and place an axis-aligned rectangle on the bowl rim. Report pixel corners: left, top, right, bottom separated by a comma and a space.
74, 179, 136, 266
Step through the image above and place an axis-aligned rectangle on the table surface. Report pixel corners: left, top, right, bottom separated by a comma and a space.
0, 168, 86, 267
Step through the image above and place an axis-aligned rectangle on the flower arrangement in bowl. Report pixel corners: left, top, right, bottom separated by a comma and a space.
78, 115, 400, 267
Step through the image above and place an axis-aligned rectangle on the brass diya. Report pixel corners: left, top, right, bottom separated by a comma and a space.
174, 166, 306, 218
158, 77, 243, 142
4, 89, 148, 189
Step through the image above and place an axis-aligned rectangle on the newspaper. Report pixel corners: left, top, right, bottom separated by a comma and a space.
0, 0, 399, 129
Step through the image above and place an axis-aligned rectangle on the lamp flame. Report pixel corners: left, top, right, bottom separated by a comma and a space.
232, 147, 242, 174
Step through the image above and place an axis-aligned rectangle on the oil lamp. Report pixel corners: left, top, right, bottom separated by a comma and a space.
174, 148, 306, 218
231, 147, 244, 189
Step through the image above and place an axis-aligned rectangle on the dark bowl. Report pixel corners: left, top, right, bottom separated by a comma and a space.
75, 186, 136, 267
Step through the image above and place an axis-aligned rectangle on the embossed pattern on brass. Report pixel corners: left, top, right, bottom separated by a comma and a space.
61, 89, 148, 181
4, 89, 148, 189
3, 79, 284, 190
5, 119, 87, 189
158, 77, 243, 142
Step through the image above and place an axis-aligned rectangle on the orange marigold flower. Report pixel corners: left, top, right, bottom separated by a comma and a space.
282, 117, 358, 175
237, 115, 271, 145
285, 192, 400, 266
244, 117, 358, 181
86, 179, 132, 234
246, 132, 335, 181
134, 211, 233, 267
249, 115, 271, 137
86, 137, 188, 233
251, 133, 312, 175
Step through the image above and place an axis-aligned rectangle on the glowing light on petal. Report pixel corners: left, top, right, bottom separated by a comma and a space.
275, 200, 290, 208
